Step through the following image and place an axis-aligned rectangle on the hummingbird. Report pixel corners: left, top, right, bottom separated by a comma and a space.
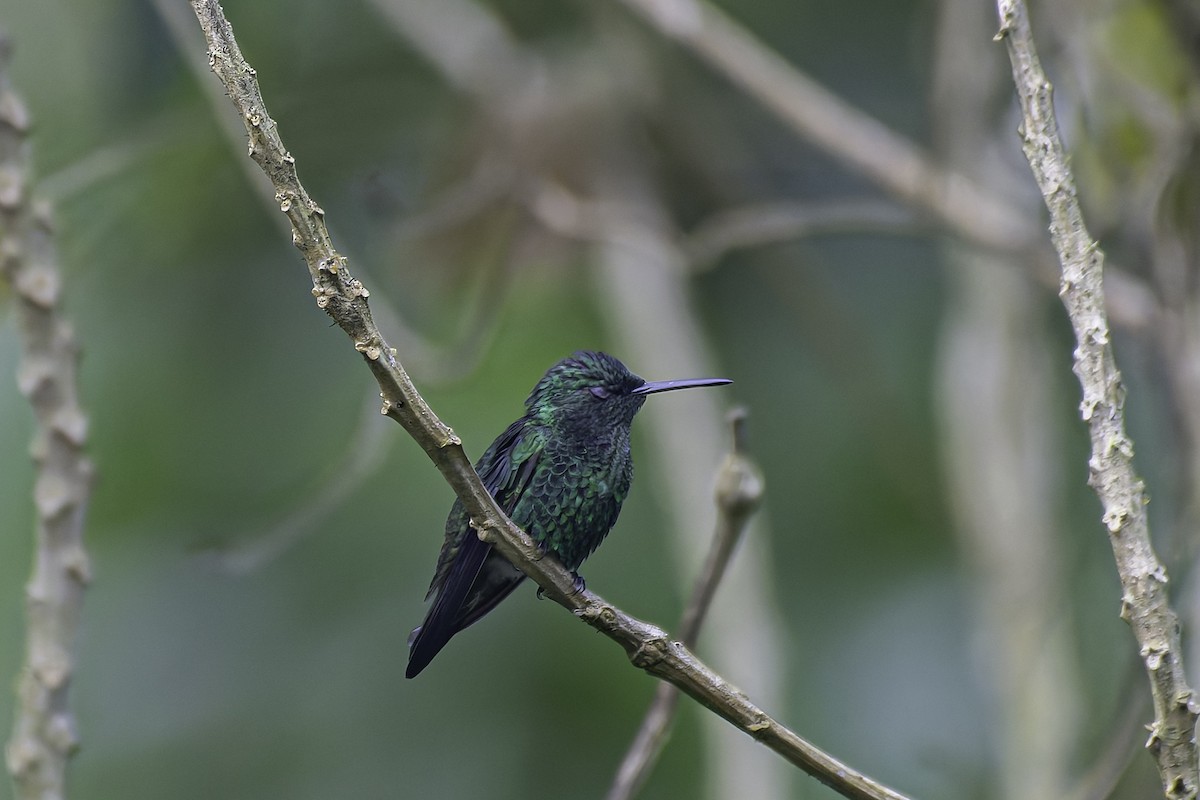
406, 350, 732, 678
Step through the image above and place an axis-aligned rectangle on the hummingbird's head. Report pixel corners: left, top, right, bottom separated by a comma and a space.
527, 351, 648, 429
526, 351, 733, 431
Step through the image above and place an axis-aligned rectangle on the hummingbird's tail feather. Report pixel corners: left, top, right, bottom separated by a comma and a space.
451, 558, 525, 632
406, 543, 531, 676
406, 534, 491, 678
404, 624, 446, 679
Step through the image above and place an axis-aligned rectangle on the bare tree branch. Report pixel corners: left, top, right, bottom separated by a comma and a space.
0, 39, 94, 800
996, 2, 1200, 797
187, 3, 915, 798
607, 409, 763, 800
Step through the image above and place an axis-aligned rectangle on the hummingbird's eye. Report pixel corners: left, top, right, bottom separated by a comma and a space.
589, 386, 610, 400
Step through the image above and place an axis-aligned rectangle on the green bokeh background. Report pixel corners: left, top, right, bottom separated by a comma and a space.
0, 0, 1178, 798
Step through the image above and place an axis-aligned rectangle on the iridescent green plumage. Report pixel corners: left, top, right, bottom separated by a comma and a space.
406, 351, 731, 678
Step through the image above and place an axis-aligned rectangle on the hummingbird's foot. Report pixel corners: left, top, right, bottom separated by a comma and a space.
535, 573, 586, 598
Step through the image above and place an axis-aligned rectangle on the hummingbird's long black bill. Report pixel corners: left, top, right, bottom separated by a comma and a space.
631, 377, 732, 395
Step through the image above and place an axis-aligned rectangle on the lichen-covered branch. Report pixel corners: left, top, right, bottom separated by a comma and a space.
995, 2, 1200, 797
0, 40, 94, 800
607, 409, 764, 800
187, 3, 913, 798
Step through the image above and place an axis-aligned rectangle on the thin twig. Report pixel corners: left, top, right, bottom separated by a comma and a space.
208, 386, 393, 574
607, 409, 763, 800
683, 200, 921, 270
187, 3, 914, 798
996, 2, 1200, 798
0, 38, 94, 800
1063, 661, 1151, 800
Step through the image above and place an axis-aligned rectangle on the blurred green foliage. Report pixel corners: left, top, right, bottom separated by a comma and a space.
0, 0, 1188, 798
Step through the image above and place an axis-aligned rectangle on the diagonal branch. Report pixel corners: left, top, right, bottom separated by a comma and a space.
187, 2, 914, 798
996, 2, 1200, 798
0, 39, 94, 800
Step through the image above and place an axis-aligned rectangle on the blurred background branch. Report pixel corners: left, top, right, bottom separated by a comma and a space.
609, 0, 1034, 252
932, 3, 1079, 799
0, 39, 93, 800
683, 200, 922, 271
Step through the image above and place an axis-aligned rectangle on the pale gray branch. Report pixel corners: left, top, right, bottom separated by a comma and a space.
187, 3, 915, 798
0, 40, 94, 800
996, 2, 1200, 797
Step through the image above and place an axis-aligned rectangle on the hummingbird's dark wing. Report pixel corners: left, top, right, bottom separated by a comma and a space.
434, 430, 544, 632
406, 419, 543, 678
